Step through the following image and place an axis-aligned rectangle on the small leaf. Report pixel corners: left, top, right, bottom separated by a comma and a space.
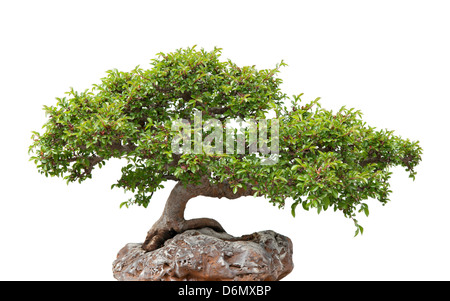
363, 206, 369, 217
291, 200, 300, 217
332, 189, 339, 199
302, 201, 310, 211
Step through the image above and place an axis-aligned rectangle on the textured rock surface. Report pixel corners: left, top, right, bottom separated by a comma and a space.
112, 228, 294, 281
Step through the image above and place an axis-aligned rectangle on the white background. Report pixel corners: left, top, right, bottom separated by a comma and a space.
1, 0, 449, 281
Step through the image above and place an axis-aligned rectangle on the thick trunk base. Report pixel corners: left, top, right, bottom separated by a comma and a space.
141, 178, 254, 252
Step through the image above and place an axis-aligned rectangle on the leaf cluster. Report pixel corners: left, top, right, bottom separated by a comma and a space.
29, 47, 422, 234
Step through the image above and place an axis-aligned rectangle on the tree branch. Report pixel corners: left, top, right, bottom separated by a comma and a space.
360, 155, 390, 167
208, 106, 230, 115
183, 176, 254, 200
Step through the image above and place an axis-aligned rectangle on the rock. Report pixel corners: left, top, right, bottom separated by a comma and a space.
112, 227, 294, 281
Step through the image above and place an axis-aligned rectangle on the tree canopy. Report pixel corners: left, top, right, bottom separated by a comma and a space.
29, 46, 422, 235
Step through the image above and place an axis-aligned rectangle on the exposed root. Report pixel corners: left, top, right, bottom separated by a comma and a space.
141, 217, 226, 252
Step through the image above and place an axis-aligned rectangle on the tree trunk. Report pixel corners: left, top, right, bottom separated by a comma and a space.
141, 177, 254, 252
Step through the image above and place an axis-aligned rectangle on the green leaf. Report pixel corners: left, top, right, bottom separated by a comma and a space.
331, 189, 339, 199
317, 205, 322, 214
302, 201, 310, 211
291, 200, 300, 217
363, 205, 369, 217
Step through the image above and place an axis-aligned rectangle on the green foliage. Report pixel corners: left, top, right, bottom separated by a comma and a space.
29, 46, 422, 235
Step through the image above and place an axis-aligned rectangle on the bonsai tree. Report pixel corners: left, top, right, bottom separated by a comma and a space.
29, 46, 422, 252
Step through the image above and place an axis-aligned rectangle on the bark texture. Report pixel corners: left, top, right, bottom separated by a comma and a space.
142, 177, 254, 252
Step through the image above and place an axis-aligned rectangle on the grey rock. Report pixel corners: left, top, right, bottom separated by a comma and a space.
112, 227, 294, 281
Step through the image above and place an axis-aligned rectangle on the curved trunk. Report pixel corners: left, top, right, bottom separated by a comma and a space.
141, 177, 254, 252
